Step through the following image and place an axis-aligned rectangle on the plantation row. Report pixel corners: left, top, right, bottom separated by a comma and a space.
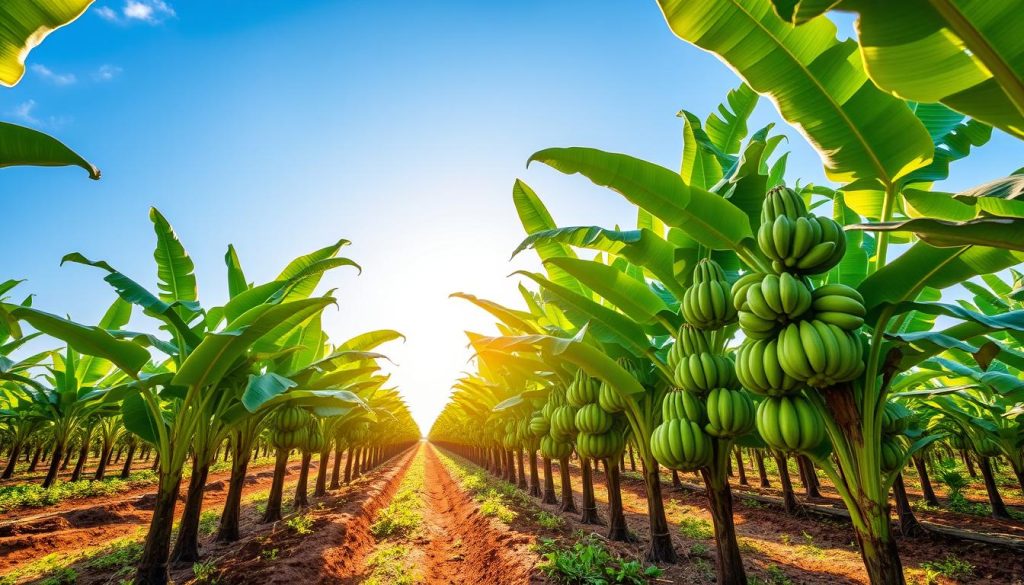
0, 210, 420, 584
430, 2, 1024, 584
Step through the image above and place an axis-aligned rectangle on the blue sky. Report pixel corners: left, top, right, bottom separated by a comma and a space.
3, 1, 1023, 433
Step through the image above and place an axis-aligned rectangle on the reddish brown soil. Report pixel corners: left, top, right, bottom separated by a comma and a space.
0, 456, 303, 576
202, 448, 415, 585
414, 443, 534, 584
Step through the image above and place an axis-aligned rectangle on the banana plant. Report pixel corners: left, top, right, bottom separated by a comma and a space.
7, 208, 362, 585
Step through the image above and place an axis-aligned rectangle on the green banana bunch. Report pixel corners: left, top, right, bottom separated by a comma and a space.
503, 431, 518, 450
598, 382, 630, 413
735, 338, 804, 397
681, 259, 736, 330
274, 406, 307, 433
575, 403, 614, 434
810, 284, 866, 331
756, 186, 846, 276
271, 426, 308, 450
881, 402, 912, 435
576, 430, 624, 460
566, 369, 601, 408
755, 395, 825, 453
673, 353, 736, 395
737, 272, 813, 332
650, 418, 712, 471
540, 435, 573, 460
529, 413, 550, 437
303, 422, 324, 452
704, 387, 756, 439
777, 320, 865, 388
880, 436, 907, 473
662, 389, 706, 425
759, 186, 808, 225
667, 324, 712, 370
549, 405, 578, 441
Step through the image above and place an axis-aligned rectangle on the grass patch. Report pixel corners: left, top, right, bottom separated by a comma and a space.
0, 471, 159, 513
193, 560, 220, 584
536, 510, 564, 530
370, 454, 424, 539
435, 450, 529, 527
364, 543, 417, 585
286, 512, 315, 535
920, 555, 975, 583
199, 509, 220, 536
536, 535, 662, 584
677, 516, 713, 540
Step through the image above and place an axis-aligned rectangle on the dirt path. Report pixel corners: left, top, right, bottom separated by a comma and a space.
415, 443, 532, 584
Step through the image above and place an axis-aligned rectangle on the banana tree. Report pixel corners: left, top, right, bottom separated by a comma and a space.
8, 208, 363, 585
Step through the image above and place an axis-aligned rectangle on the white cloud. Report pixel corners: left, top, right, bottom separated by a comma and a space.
95, 0, 174, 25
93, 64, 123, 81
95, 6, 118, 21
9, 100, 39, 125
30, 64, 77, 86
7, 100, 71, 129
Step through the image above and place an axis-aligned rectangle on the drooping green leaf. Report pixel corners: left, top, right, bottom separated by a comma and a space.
875, 302, 1024, 334
12, 307, 150, 376
657, 0, 933, 184
860, 242, 1023, 312
75, 297, 132, 384
511, 179, 585, 295
0, 122, 99, 179
820, 0, 1024, 140
528, 147, 754, 253
241, 372, 296, 412
514, 270, 651, 357
849, 217, 1024, 252
173, 297, 334, 390
121, 392, 161, 444
902, 104, 992, 187
512, 226, 687, 301
544, 257, 671, 327
336, 330, 405, 352
450, 293, 542, 335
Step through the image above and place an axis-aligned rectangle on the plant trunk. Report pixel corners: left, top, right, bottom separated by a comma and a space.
542, 457, 558, 505
60, 447, 73, 470
171, 458, 210, 563
773, 451, 798, 513
701, 468, 747, 585
216, 443, 251, 543
1013, 463, 1024, 497
912, 455, 939, 506
579, 457, 603, 524
2, 442, 22, 479
314, 445, 330, 497
70, 443, 89, 482
262, 448, 290, 522
642, 462, 677, 563
978, 456, 1011, 519
851, 513, 905, 585
605, 459, 635, 542
797, 455, 820, 498
671, 469, 682, 489
344, 446, 355, 483
628, 444, 636, 471
121, 443, 137, 479
961, 450, 977, 477
516, 449, 528, 490
94, 442, 113, 480
734, 449, 748, 486
892, 473, 924, 537
294, 450, 312, 508
42, 441, 65, 488
134, 473, 182, 585
558, 457, 577, 513
754, 449, 770, 487
528, 450, 541, 497
28, 445, 41, 473
330, 444, 343, 489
